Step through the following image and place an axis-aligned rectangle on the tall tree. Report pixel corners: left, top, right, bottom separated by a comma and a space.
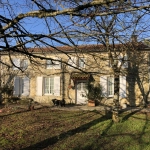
0, 0, 150, 122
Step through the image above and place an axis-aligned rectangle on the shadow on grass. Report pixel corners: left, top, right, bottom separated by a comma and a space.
21, 111, 112, 150
121, 109, 142, 122
74, 112, 150, 150
0, 105, 50, 118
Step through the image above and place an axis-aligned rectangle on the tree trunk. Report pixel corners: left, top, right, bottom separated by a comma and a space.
112, 69, 120, 123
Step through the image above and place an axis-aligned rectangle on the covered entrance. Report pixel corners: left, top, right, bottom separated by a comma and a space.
71, 73, 93, 105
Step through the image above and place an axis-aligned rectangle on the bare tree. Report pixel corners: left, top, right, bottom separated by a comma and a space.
62, 1, 150, 121
0, 0, 150, 122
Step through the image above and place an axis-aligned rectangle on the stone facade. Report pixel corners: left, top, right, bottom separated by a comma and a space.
0, 44, 150, 106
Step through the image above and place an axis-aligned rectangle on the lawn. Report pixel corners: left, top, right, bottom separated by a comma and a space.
0, 105, 150, 150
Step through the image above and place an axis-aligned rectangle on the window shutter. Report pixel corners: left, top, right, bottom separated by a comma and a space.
20, 78, 23, 96
54, 58, 61, 69
54, 76, 60, 96
36, 77, 43, 96
100, 76, 107, 97
13, 58, 20, 70
79, 58, 86, 68
119, 76, 126, 98
112, 77, 114, 96
46, 60, 52, 69
22, 77, 29, 96
68, 57, 76, 68
13, 77, 20, 96
22, 60, 28, 70
122, 55, 128, 68
118, 55, 122, 67
118, 55, 128, 68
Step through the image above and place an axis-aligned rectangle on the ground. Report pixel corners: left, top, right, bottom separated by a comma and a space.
0, 103, 150, 150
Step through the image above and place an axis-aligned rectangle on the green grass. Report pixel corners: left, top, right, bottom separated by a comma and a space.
0, 106, 150, 150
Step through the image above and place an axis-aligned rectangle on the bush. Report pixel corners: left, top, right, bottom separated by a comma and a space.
86, 81, 102, 101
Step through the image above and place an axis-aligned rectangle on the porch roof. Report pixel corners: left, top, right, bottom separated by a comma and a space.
71, 73, 90, 80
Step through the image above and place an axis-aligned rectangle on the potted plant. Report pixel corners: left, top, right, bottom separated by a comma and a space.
86, 81, 102, 106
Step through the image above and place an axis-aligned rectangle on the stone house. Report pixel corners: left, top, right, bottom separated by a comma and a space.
0, 43, 150, 106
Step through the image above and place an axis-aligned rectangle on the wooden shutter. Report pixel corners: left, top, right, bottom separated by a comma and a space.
22, 60, 28, 70
100, 76, 107, 97
122, 55, 128, 68
118, 55, 128, 68
79, 58, 86, 68
118, 55, 122, 67
54, 76, 60, 96
36, 77, 43, 96
20, 78, 23, 96
13, 58, 20, 70
46, 60, 52, 69
68, 57, 76, 68
119, 76, 126, 98
13, 77, 20, 96
54, 58, 61, 69
22, 77, 29, 96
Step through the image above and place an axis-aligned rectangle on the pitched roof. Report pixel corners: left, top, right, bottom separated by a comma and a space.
28, 45, 106, 53
1, 42, 150, 55
27, 42, 150, 53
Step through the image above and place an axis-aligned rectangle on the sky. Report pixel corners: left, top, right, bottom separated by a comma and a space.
0, 0, 150, 49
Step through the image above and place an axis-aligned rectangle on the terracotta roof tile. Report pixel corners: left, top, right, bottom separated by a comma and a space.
27, 42, 150, 53
71, 73, 90, 80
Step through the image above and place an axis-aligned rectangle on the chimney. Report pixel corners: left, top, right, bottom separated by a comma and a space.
131, 35, 138, 43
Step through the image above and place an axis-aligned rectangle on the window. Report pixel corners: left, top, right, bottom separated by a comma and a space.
107, 77, 114, 96
77, 82, 87, 90
21, 59, 28, 70
46, 59, 61, 69
12, 58, 29, 70
100, 76, 126, 98
109, 55, 128, 68
36, 76, 60, 96
46, 60, 53, 69
68, 57, 86, 69
44, 77, 54, 94
79, 58, 85, 68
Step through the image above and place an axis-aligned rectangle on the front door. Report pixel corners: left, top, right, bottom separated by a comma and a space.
76, 82, 87, 104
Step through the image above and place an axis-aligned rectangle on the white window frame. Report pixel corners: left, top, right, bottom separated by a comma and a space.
100, 76, 126, 98
44, 77, 54, 95
36, 76, 60, 96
